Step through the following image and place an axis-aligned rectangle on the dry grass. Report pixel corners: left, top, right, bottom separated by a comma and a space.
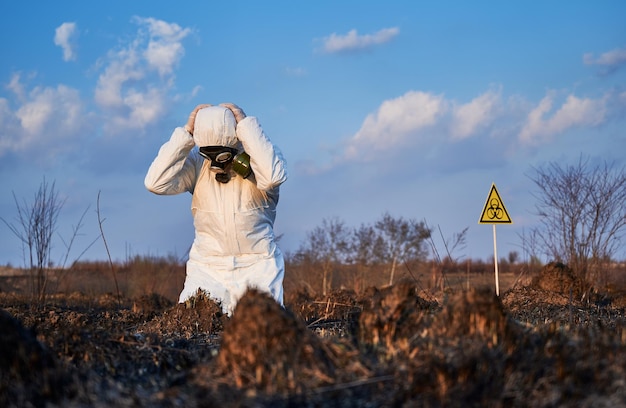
2, 262, 626, 406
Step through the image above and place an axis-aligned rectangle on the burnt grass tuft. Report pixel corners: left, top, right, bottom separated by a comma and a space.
2, 264, 626, 407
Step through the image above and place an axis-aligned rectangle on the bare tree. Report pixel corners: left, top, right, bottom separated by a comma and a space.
295, 217, 351, 295
292, 213, 432, 292
351, 224, 381, 265
349, 223, 386, 291
507, 251, 520, 264
529, 156, 626, 284
1, 178, 64, 302
375, 212, 431, 286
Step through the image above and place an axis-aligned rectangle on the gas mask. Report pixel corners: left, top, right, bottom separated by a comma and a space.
199, 146, 252, 183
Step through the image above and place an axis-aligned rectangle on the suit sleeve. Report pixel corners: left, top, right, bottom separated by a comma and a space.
235, 117, 288, 191
144, 127, 200, 195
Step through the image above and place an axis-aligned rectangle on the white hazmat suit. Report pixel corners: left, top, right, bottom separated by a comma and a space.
144, 105, 287, 314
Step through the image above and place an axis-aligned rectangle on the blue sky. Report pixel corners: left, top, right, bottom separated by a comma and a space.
1, 1, 625, 267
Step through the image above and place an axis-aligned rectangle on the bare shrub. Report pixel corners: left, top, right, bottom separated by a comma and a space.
1, 178, 64, 303
529, 156, 626, 284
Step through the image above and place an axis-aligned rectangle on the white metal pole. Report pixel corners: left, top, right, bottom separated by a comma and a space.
493, 224, 499, 296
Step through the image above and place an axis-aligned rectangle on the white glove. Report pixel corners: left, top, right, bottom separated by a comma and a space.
184, 104, 212, 134
220, 103, 246, 123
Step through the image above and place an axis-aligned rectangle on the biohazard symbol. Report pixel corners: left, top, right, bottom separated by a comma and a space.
479, 184, 512, 224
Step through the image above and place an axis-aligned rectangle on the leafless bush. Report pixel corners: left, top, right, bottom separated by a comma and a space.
1, 178, 99, 305
1, 178, 64, 303
528, 156, 626, 286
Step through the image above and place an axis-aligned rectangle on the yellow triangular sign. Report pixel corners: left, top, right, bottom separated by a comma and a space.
479, 183, 512, 224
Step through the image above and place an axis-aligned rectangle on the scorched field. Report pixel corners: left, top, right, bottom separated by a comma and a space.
2, 262, 626, 407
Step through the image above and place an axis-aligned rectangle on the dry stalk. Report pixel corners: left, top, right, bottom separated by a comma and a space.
96, 191, 121, 306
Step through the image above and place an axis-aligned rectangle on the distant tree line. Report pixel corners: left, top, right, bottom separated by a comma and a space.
286, 213, 432, 295
286, 156, 626, 295
3, 155, 625, 303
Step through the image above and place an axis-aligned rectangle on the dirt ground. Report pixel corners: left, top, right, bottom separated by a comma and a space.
2, 262, 626, 407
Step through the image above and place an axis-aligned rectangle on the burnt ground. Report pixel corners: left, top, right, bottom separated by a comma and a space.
2, 262, 626, 407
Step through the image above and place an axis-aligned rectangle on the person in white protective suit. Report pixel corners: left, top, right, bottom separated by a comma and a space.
144, 103, 288, 314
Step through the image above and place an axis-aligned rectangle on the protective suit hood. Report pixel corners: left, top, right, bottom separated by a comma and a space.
193, 106, 238, 147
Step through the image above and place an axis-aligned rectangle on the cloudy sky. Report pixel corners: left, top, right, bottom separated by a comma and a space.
1, 1, 625, 268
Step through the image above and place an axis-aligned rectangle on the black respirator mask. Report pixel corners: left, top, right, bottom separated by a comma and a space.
198, 146, 252, 183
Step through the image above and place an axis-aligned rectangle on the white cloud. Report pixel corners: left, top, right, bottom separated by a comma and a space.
344, 91, 447, 160
583, 46, 626, 75
94, 17, 191, 133
109, 86, 166, 131
54, 22, 78, 62
134, 17, 191, 77
95, 47, 144, 108
0, 76, 87, 158
583, 46, 626, 67
0, 98, 20, 155
320, 27, 399, 54
450, 88, 501, 140
519, 92, 607, 145
6, 72, 27, 102
0, 16, 191, 161
327, 86, 616, 171
190, 85, 203, 98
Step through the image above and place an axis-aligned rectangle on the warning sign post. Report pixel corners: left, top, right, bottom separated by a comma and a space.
478, 183, 512, 296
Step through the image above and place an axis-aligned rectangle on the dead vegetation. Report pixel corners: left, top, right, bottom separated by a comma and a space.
2, 263, 626, 407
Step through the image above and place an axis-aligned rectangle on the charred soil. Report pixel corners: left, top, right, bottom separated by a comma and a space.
2, 262, 626, 407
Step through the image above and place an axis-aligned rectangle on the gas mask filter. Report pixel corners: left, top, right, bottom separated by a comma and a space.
199, 146, 252, 183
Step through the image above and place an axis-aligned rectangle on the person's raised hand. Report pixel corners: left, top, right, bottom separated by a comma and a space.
220, 103, 246, 123
184, 104, 212, 134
